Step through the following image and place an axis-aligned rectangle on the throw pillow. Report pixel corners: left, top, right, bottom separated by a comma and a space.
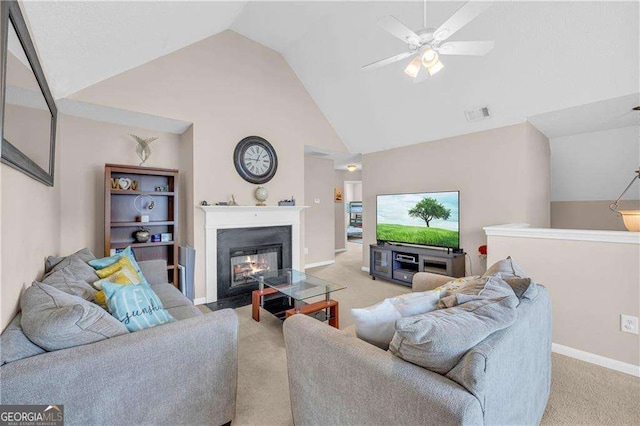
437, 276, 516, 309
89, 247, 148, 285
102, 282, 175, 332
45, 248, 96, 274
20, 282, 129, 351
351, 299, 401, 349
351, 290, 441, 349
95, 256, 143, 283
41, 265, 97, 301
44, 255, 99, 285
482, 256, 529, 279
389, 294, 519, 374
502, 277, 539, 300
433, 276, 480, 297
0, 313, 45, 365
93, 269, 141, 308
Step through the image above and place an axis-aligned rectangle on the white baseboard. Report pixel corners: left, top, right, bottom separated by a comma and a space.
193, 297, 207, 305
552, 343, 640, 377
361, 266, 370, 273
304, 260, 335, 269
335, 248, 347, 253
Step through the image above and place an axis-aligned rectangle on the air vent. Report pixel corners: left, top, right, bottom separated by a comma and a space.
465, 106, 491, 122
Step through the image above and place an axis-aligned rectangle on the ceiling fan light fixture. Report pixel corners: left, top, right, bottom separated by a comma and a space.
421, 48, 439, 68
427, 60, 444, 76
404, 56, 422, 78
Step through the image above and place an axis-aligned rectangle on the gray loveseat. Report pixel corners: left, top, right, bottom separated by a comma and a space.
284, 272, 552, 425
1, 260, 238, 426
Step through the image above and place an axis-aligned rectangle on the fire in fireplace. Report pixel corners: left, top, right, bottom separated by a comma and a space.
229, 245, 281, 287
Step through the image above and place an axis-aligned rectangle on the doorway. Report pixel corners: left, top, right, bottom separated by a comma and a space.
344, 180, 363, 245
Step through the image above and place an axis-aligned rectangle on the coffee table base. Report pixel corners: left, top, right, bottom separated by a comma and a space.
252, 289, 339, 329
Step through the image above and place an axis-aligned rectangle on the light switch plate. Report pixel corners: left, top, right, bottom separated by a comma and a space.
314, 198, 320, 204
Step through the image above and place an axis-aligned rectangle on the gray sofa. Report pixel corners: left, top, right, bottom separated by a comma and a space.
1, 260, 238, 426
284, 272, 552, 425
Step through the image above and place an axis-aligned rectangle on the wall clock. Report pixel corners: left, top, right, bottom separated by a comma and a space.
233, 136, 278, 184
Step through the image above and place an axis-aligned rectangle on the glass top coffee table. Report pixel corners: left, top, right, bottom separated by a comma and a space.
250, 269, 346, 328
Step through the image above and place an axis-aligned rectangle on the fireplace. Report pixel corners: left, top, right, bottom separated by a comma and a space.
230, 245, 281, 287
217, 226, 292, 300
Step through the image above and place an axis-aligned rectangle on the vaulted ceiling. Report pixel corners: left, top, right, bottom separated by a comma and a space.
21, 1, 640, 154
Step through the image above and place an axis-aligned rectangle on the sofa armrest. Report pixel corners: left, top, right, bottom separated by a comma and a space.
1, 309, 238, 426
412, 272, 453, 292
138, 259, 168, 285
283, 315, 483, 425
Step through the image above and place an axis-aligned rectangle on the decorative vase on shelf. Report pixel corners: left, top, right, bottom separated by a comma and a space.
134, 227, 151, 243
255, 186, 268, 206
129, 134, 158, 167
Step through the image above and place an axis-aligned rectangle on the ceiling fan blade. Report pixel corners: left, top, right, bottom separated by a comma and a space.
433, 1, 493, 42
437, 41, 495, 56
377, 16, 421, 45
362, 51, 416, 71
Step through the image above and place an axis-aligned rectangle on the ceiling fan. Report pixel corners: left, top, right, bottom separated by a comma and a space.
363, 1, 494, 82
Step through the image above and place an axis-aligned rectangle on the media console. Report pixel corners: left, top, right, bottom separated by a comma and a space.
369, 244, 465, 287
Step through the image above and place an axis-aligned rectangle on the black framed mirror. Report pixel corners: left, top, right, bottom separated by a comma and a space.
0, 0, 57, 186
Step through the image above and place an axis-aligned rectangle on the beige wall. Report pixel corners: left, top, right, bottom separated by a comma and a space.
551, 200, 640, 231
362, 123, 550, 274
334, 170, 362, 251
69, 30, 347, 300
487, 235, 639, 367
304, 156, 335, 265
57, 114, 183, 256
1, 160, 60, 329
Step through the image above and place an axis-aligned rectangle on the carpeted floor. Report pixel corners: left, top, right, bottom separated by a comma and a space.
201, 243, 640, 425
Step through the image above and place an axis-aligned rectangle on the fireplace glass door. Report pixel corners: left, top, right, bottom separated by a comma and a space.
230, 245, 281, 287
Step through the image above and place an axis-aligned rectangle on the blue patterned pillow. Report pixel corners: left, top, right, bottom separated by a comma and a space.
102, 282, 175, 332
89, 247, 148, 285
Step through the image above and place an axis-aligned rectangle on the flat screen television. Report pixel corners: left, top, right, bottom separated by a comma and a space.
376, 191, 460, 249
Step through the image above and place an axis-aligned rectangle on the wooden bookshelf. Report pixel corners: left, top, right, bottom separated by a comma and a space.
104, 164, 179, 286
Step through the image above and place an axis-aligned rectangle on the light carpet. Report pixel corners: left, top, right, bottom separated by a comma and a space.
202, 243, 640, 425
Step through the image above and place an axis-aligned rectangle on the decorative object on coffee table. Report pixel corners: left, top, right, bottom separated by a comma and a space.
233, 136, 278, 184
129, 134, 158, 167
255, 186, 268, 206
104, 164, 179, 285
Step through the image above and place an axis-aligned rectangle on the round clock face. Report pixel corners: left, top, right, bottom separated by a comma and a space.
233, 136, 278, 184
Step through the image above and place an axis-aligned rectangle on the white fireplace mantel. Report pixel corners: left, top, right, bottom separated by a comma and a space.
200, 205, 309, 303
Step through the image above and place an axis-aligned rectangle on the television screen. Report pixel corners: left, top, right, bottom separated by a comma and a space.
376, 191, 459, 249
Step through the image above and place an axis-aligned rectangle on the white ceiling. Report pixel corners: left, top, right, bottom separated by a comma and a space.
21, 1, 640, 154
21, 1, 247, 98
529, 94, 640, 139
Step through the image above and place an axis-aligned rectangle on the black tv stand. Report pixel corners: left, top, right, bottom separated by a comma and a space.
369, 244, 465, 287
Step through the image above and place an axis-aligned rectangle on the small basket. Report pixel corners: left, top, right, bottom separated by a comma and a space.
278, 201, 295, 206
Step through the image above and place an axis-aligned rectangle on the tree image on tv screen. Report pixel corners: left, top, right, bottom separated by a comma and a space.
408, 197, 451, 228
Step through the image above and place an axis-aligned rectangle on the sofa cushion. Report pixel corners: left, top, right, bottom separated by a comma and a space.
137, 260, 169, 286
352, 291, 441, 350
44, 255, 99, 286
103, 282, 176, 332
41, 262, 98, 301
0, 313, 45, 365
437, 276, 515, 308
502, 277, 539, 300
152, 283, 192, 309
93, 268, 142, 308
21, 282, 128, 351
166, 304, 203, 321
389, 293, 518, 374
45, 248, 96, 274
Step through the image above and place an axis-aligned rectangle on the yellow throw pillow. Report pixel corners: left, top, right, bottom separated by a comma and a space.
93, 269, 140, 309
95, 256, 142, 282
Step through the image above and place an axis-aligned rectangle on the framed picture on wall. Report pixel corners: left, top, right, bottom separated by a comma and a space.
334, 187, 343, 202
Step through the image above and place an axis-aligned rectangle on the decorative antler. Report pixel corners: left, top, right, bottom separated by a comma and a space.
129, 134, 158, 166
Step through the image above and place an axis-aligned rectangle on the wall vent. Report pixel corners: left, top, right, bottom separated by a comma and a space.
465, 106, 491, 122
